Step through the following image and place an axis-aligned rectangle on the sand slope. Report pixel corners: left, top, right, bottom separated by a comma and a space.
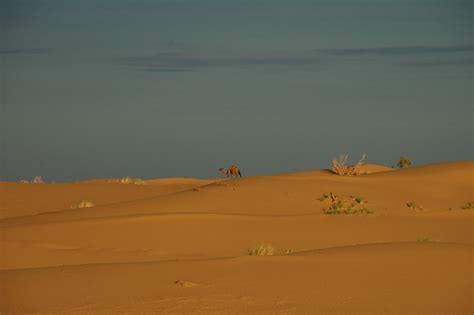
1, 161, 473, 314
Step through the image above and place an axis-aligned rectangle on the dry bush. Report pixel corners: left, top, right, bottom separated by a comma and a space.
331, 154, 367, 176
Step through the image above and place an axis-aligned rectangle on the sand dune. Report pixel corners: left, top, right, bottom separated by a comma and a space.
1, 161, 473, 313
1, 210, 473, 270
2, 161, 472, 225
1, 243, 472, 314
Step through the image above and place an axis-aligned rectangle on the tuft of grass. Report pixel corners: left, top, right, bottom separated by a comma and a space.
461, 202, 474, 209
248, 243, 275, 256
71, 200, 95, 209
331, 154, 367, 176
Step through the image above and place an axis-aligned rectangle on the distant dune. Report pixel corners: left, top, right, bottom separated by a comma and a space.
1, 161, 473, 314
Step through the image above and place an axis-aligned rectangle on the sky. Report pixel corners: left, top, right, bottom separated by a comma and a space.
1, 0, 473, 181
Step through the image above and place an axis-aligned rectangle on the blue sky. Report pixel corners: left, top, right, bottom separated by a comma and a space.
1, 0, 472, 180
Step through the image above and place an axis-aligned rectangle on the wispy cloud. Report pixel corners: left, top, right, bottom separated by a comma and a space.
0, 48, 46, 55
400, 59, 473, 67
319, 45, 474, 56
116, 50, 321, 72
116, 44, 473, 73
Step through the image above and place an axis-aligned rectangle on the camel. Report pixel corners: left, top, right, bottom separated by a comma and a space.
218, 165, 242, 178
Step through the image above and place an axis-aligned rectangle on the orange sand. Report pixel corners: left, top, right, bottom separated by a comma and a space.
1, 161, 473, 314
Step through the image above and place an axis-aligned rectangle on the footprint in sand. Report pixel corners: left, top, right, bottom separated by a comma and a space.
174, 280, 199, 288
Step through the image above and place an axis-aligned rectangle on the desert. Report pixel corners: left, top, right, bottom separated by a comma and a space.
1, 160, 473, 314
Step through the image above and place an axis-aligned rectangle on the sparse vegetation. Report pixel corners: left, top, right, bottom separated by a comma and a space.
247, 243, 292, 256
461, 202, 474, 209
396, 156, 413, 168
71, 200, 95, 209
331, 154, 367, 176
318, 192, 373, 215
107, 177, 146, 185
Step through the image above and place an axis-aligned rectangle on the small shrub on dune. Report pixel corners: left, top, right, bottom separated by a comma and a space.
396, 156, 413, 168
71, 200, 95, 209
331, 154, 367, 176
